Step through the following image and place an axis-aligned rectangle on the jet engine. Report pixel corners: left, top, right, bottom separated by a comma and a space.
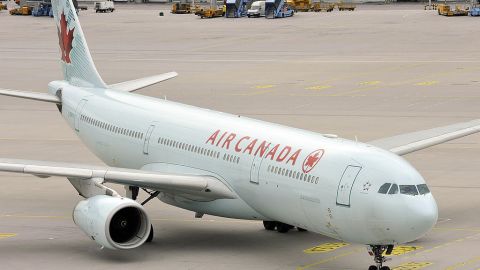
73, 195, 151, 250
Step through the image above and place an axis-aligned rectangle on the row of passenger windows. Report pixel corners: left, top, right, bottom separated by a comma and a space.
268, 165, 319, 184
378, 183, 430, 196
81, 114, 144, 140
158, 137, 221, 159
223, 153, 240, 164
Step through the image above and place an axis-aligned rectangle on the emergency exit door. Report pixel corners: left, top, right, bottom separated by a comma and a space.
143, 125, 155, 155
336, 165, 362, 207
74, 99, 87, 132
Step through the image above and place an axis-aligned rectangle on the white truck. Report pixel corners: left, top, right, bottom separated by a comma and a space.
247, 0, 265, 17
94, 0, 115, 13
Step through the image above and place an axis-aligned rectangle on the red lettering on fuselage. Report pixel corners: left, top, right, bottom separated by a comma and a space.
205, 130, 313, 169
222, 133, 236, 149
235, 136, 250, 152
206, 130, 220, 145
243, 139, 257, 154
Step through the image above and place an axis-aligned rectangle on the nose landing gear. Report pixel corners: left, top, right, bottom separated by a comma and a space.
367, 245, 393, 270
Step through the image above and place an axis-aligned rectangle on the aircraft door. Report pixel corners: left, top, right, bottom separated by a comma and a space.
250, 146, 270, 184
143, 125, 155, 155
74, 99, 88, 132
336, 165, 362, 207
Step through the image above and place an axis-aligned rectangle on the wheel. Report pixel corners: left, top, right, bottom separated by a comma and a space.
297, 227, 307, 232
146, 224, 154, 243
247, 14, 250, 17
368, 266, 378, 270
380, 267, 390, 270
263, 221, 276, 231
276, 222, 292, 233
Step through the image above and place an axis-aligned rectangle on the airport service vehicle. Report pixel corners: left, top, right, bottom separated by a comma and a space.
225, 0, 247, 17
437, 4, 468, 16
265, 0, 293, 18
171, 2, 192, 14
1, 0, 480, 269
247, 1, 265, 17
94, 0, 114, 13
337, 1, 355, 11
469, 6, 480, 16
32, 2, 53, 17
311, 1, 334, 12
9, 5, 32, 15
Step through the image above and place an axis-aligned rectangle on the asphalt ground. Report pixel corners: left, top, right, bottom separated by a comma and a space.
0, 3, 479, 270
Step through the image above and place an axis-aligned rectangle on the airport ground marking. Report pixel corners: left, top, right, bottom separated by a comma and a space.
305, 85, 332, 91
359, 81, 381, 86
0, 233, 17, 239
254, 84, 275, 89
415, 81, 438, 86
296, 248, 363, 270
393, 262, 433, 270
444, 255, 480, 270
303, 242, 349, 254
384, 246, 422, 256
403, 232, 480, 260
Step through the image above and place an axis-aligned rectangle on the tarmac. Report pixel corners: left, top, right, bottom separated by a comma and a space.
0, 3, 480, 270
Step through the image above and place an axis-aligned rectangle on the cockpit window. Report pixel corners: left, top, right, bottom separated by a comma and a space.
388, 184, 399, 194
400, 185, 419, 196
417, 184, 430, 195
378, 183, 391, 194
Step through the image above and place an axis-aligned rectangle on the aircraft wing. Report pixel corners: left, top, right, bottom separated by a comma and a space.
0, 88, 61, 104
368, 119, 480, 156
109, 72, 178, 92
0, 158, 236, 200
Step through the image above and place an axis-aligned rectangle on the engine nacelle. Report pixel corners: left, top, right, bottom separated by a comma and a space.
73, 195, 151, 250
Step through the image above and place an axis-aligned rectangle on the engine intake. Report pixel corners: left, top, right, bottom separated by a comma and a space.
73, 195, 151, 250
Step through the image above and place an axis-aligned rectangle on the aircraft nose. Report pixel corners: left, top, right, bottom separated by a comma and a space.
403, 196, 438, 241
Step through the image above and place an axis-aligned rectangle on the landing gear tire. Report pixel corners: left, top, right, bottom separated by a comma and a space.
146, 224, 154, 243
276, 222, 293, 233
367, 245, 393, 270
263, 221, 277, 231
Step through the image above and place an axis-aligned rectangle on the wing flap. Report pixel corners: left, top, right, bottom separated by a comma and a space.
109, 72, 178, 92
369, 119, 480, 155
0, 88, 61, 104
0, 159, 236, 200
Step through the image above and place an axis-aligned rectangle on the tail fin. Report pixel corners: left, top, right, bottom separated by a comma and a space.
52, 0, 106, 88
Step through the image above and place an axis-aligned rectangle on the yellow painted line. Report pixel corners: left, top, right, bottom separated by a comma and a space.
433, 227, 480, 233
305, 85, 332, 91
359, 80, 381, 86
232, 88, 276, 96
445, 256, 480, 270
404, 232, 480, 259
254, 84, 275, 89
415, 81, 438, 86
296, 248, 363, 270
385, 245, 422, 256
393, 262, 433, 270
303, 242, 349, 254
0, 233, 17, 239
0, 214, 258, 224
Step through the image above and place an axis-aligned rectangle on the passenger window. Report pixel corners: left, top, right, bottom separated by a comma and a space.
378, 183, 391, 194
400, 185, 419, 196
417, 184, 430, 195
388, 184, 398, 194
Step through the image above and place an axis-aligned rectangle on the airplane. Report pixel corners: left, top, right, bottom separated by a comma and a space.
0, 0, 479, 269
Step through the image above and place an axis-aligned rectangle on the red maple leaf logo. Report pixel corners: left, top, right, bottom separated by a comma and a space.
57, 12, 75, 64
302, 149, 324, 173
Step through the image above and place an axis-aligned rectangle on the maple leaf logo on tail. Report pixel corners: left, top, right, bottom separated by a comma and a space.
302, 149, 325, 173
57, 12, 75, 64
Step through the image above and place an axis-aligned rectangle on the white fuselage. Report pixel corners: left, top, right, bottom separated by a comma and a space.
51, 80, 438, 246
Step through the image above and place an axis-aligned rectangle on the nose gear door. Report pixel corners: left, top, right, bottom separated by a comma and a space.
336, 165, 362, 207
